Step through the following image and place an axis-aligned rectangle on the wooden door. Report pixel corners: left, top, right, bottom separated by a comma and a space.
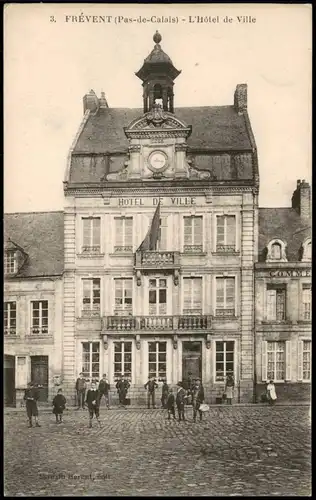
31, 356, 49, 402
182, 341, 202, 382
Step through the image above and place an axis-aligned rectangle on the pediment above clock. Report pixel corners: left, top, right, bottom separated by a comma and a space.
124, 106, 192, 139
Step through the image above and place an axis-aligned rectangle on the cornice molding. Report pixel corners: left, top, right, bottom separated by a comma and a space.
65, 185, 256, 197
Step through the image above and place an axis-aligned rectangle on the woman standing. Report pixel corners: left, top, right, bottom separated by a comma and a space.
225, 373, 235, 405
266, 380, 277, 405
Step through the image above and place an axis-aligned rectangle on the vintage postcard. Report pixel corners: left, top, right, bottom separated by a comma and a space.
4, 3, 311, 496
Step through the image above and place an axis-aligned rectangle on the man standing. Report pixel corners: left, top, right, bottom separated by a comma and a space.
24, 382, 41, 428
161, 378, 169, 409
116, 374, 130, 408
191, 378, 205, 422
98, 374, 110, 409
176, 381, 186, 422
144, 376, 158, 409
75, 372, 86, 410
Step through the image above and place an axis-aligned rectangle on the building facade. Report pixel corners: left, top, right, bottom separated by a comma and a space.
4, 212, 64, 406
255, 180, 311, 401
62, 32, 259, 404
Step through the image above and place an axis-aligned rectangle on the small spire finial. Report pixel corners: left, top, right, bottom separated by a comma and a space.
153, 31, 162, 45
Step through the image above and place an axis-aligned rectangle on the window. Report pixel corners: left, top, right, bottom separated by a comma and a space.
148, 341, 167, 379
149, 278, 167, 315
267, 341, 285, 381
82, 217, 101, 253
115, 279, 132, 315
82, 342, 100, 380
302, 341, 311, 381
114, 217, 133, 252
216, 215, 236, 252
266, 286, 286, 321
302, 285, 311, 320
4, 251, 17, 274
114, 342, 132, 379
4, 301, 16, 335
31, 300, 48, 334
183, 216, 203, 252
216, 277, 235, 317
156, 217, 167, 251
82, 278, 100, 315
215, 341, 234, 381
271, 243, 281, 260
266, 239, 287, 262
183, 278, 202, 314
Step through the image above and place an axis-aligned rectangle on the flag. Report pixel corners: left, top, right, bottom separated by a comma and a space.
137, 202, 161, 252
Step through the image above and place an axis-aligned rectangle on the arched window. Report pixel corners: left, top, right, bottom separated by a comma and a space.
153, 84, 163, 106
266, 239, 287, 262
301, 239, 311, 262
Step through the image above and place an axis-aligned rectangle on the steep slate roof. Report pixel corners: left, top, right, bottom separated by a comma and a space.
258, 208, 311, 262
4, 211, 64, 278
73, 106, 252, 154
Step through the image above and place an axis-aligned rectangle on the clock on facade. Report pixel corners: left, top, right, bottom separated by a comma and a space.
148, 151, 168, 172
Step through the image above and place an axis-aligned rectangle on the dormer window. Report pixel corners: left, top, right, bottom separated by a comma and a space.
266, 239, 287, 262
4, 250, 17, 275
301, 239, 311, 262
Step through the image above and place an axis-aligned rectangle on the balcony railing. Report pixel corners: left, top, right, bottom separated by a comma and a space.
183, 245, 203, 253
215, 245, 237, 253
134, 251, 180, 269
215, 309, 236, 318
81, 246, 101, 254
30, 327, 49, 335
103, 315, 211, 331
114, 246, 133, 253
4, 328, 16, 335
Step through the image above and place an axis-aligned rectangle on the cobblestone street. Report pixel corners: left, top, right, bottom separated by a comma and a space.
4, 405, 311, 496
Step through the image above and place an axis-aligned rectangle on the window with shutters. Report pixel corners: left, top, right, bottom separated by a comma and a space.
82, 278, 100, 316
82, 217, 101, 253
267, 341, 285, 381
156, 217, 168, 251
31, 301, 48, 335
183, 278, 202, 315
215, 341, 234, 381
114, 217, 133, 253
148, 341, 167, 380
183, 216, 203, 253
114, 279, 132, 315
4, 301, 17, 335
266, 285, 286, 321
114, 342, 132, 379
82, 342, 100, 380
216, 277, 235, 317
216, 215, 236, 252
302, 341, 311, 381
302, 285, 311, 320
5, 250, 17, 275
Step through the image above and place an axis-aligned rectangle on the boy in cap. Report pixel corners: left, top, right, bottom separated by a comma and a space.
24, 381, 41, 428
161, 378, 169, 409
144, 376, 158, 409
176, 381, 186, 422
191, 378, 205, 422
98, 374, 110, 409
166, 388, 176, 420
75, 372, 86, 410
52, 388, 67, 424
116, 374, 130, 408
85, 380, 101, 428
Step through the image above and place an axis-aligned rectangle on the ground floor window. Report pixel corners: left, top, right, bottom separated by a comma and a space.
114, 342, 132, 379
215, 341, 234, 381
82, 342, 100, 381
267, 341, 285, 381
302, 340, 311, 381
148, 341, 167, 380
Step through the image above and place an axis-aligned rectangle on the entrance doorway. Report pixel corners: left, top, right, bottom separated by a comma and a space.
31, 356, 49, 402
182, 341, 202, 382
4, 355, 15, 406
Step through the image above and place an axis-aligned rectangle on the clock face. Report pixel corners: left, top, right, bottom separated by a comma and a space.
149, 151, 167, 171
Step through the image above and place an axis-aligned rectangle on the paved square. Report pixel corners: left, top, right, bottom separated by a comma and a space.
4, 405, 311, 496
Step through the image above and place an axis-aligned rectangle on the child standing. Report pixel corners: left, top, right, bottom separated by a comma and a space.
86, 380, 101, 428
267, 380, 277, 405
166, 388, 176, 420
52, 388, 66, 424
24, 382, 41, 428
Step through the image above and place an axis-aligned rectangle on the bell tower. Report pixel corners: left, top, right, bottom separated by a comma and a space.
135, 31, 181, 114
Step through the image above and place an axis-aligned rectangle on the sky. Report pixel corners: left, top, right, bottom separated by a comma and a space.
4, 4, 312, 213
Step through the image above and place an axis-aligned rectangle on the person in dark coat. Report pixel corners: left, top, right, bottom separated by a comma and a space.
116, 374, 130, 408
85, 380, 101, 428
144, 377, 158, 409
75, 372, 87, 410
24, 382, 41, 428
225, 373, 235, 405
191, 378, 205, 422
182, 372, 194, 404
98, 374, 110, 409
166, 388, 176, 420
52, 388, 66, 423
161, 379, 169, 409
176, 381, 186, 422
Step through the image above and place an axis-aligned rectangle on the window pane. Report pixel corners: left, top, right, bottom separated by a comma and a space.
216, 342, 224, 352
159, 289, 166, 304
148, 342, 156, 352
149, 290, 156, 304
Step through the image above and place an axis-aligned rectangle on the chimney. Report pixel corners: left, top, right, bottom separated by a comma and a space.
234, 84, 247, 114
291, 179, 311, 220
99, 91, 109, 109
83, 89, 99, 114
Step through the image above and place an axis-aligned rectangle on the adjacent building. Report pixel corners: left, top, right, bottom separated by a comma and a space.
255, 180, 311, 401
4, 212, 64, 406
62, 32, 259, 404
